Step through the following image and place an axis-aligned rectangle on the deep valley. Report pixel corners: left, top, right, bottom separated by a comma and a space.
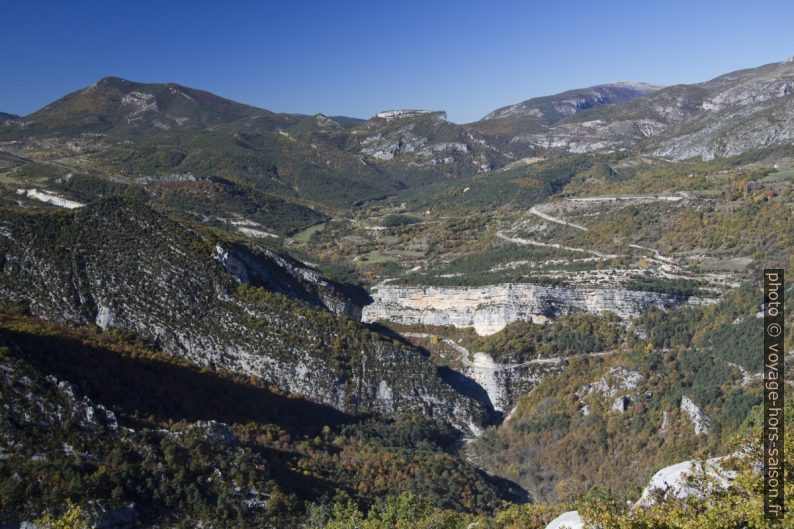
0, 54, 792, 529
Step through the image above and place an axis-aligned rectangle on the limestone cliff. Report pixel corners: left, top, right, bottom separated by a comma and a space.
363, 282, 704, 336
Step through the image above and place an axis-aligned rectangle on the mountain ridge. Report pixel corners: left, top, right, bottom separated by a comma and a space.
5, 56, 793, 185
479, 81, 663, 122
0, 197, 493, 433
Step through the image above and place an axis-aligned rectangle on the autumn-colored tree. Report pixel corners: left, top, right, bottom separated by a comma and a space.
35, 501, 93, 529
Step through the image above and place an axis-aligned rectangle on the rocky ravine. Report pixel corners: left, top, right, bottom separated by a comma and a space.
403, 332, 565, 414
363, 282, 705, 336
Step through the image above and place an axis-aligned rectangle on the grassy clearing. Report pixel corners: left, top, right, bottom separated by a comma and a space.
292, 222, 325, 242
762, 168, 794, 182
359, 249, 394, 263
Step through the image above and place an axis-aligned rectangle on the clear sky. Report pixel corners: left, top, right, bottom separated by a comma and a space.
2, 0, 793, 123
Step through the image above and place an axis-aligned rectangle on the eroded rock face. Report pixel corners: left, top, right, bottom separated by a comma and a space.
680, 396, 711, 435
363, 283, 701, 336
545, 454, 739, 526
575, 366, 643, 416
511, 117, 667, 153
464, 352, 559, 413
0, 361, 119, 436
651, 60, 794, 160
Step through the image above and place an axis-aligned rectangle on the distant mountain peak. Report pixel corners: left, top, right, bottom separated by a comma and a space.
17, 77, 292, 136
89, 76, 136, 89
481, 81, 662, 122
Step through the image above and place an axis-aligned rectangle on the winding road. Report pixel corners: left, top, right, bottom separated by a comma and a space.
402, 332, 617, 372
517, 197, 683, 268
496, 230, 619, 258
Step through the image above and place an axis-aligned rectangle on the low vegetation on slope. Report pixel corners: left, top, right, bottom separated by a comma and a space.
466, 284, 793, 501
13, 306, 788, 529
0, 198, 490, 431
0, 312, 514, 528
301, 398, 793, 528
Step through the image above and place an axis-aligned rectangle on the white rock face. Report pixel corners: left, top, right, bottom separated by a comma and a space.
545, 510, 584, 529
660, 410, 669, 432
169, 86, 195, 102
466, 352, 512, 412
95, 305, 114, 330
363, 283, 693, 336
122, 91, 158, 121
680, 396, 711, 435
237, 226, 279, 239
418, 142, 469, 155
586, 366, 643, 399
576, 366, 642, 414
636, 456, 736, 507
487, 61, 794, 160
16, 188, 84, 209
314, 113, 342, 129
511, 118, 667, 153
359, 127, 428, 160
402, 334, 559, 413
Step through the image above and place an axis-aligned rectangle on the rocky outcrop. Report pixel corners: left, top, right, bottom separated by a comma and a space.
0, 356, 120, 437
510, 117, 668, 153
576, 366, 644, 415
650, 59, 794, 160
0, 350, 283, 527
680, 396, 711, 435
544, 454, 738, 527
635, 456, 735, 507
374, 109, 443, 121
363, 283, 700, 336
401, 333, 557, 414
15, 188, 85, 209
545, 511, 584, 529
454, 348, 559, 413
471, 359, 560, 414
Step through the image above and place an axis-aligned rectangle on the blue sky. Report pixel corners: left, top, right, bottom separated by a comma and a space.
2, 0, 793, 123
